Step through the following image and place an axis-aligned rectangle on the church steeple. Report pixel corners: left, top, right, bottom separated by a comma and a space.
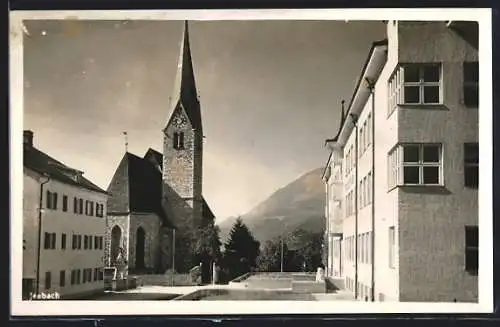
166, 20, 202, 132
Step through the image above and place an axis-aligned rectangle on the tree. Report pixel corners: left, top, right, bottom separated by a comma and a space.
222, 217, 260, 280
257, 238, 291, 272
287, 227, 324, 272
192, 218, 222, 283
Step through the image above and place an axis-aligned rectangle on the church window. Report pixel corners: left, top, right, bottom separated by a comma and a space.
173, 132, 185, 150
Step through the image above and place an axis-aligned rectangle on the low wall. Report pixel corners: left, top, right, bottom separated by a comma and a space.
173, 289, 229, 301
243, 278, 292, 289
292, 280, 326, 294
325, 277, 344, 291
291, 273, 316, 282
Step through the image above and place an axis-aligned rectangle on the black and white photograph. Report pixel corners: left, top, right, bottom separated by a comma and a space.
9, 8, 493, 315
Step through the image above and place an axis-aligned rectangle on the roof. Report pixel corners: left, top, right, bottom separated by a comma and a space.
23, 144, 107, 195
107, 149, 216, 227
165, 20, 203, 132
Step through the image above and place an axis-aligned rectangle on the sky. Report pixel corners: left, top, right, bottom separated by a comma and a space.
22, 19, 385, 220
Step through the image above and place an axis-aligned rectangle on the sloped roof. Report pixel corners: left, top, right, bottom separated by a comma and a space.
107, 149, 216, 227
144, 148, 163, 171
23, 144, 107, 194
165, 21, 203, 132
107, 152, 167, 222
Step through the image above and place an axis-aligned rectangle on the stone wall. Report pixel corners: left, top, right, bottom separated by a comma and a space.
105, 215, 130, 267
128, 213, 162, 271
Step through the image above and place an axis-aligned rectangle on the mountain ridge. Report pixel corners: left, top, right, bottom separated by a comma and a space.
217, 167, 325, 246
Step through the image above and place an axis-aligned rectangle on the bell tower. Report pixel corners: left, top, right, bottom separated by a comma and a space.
162, 21, 203, 230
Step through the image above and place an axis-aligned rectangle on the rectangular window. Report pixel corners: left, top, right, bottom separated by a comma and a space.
89, 201, 94, 216
89, 236, 93, 250
72, 235, 77, 250
95, 202, 100, 217
62, 195, 68, 212
46, 190, 52, 209
46, 191, 58, 210
389, 226, 395, 268
79, 199, 84, 214
94, 236, 99, 249
359, 126, 364, 155
45, 271, 51, 290
44, 232, 50, 249
366, 113, 372, 147
463, 61, 479, 108
388, 143, 443, 187
74, 197, 78, 213
464, 143, 479, 188
84, 235, 88, 249
389, 63, 442, 110
61, 233, 66, 250
465, 226, 478, 275
367, 232, 372, 264
77, 269, 81, 284
51, 233, 56, 249
359, 180, 363, 208
60, 270, 66, 287
78, 235, 82, 249
71, 270, 75, 285
367, 172, 372, 205
361, 234, 365, 264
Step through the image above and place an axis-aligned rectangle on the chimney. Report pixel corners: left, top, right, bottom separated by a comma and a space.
23, 130, 33, 147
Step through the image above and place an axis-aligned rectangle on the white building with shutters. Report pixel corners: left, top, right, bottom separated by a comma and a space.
23, 130, 108, 299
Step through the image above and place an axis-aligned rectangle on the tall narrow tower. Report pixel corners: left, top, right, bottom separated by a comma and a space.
162, 21, 203, 230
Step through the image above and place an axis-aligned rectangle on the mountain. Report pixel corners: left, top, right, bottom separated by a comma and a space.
217, 167, 326, 247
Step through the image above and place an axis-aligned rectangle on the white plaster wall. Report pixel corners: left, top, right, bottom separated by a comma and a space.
24, 169, 107, 297
23, 169, 40, 279
371, 21, 401, 302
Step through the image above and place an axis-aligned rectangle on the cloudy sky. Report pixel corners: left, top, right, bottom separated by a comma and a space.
23, 19, 385, 220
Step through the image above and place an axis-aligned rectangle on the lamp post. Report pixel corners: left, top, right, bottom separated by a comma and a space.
350, 113, 359, 300
278, 217, 285, 273
280, 231, 284, 273
36, 174, 50, 295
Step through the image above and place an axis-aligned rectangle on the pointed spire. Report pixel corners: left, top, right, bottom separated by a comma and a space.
166, 20, 202, 131
171, 20, 198, 108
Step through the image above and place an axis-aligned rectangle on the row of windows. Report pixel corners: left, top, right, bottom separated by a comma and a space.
359, 113, 372, 157
44, 268, 103, 289
46, 191, 105, 217
345, 190, 354, 218
43, 232, 103, 250
345, 232, 373, 265
359, 171, 372, 209
342, 226, 477, 299
387, 62, 478, 117
344, 113, 374, 178
387, 142, 478, 188
345, 277, 372, 301
346, 225, 477, 273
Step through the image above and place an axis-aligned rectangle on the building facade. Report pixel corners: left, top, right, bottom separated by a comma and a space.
23, 130, 108, 299
323, 20, 479, 302
106, 21, 216, 277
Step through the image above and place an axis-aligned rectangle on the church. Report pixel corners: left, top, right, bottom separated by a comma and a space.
104, 21, 216, 276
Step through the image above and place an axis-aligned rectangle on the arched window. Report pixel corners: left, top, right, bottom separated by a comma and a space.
173, 132, 185, 150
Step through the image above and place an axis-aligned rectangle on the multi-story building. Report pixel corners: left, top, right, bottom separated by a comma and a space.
322, 20, 479, 302
23, 130, 108, 299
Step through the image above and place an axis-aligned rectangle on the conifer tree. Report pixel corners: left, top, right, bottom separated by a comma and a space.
222, 217, 260, 280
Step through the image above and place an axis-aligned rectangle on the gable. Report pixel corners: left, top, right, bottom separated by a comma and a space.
106, 153, 131, 213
